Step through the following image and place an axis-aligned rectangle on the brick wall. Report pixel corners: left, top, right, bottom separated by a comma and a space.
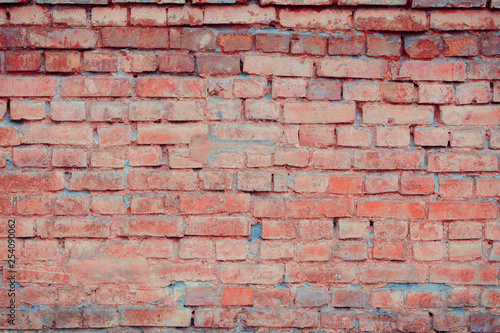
0, 0, 499, 331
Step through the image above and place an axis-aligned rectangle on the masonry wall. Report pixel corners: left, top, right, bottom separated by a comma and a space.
0, 0, 499, 331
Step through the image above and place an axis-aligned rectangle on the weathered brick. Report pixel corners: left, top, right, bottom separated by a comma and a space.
101, 28, 169, 48
244, 55, 313, 77
355, 10, 427, 31
318, 58, 387, 78
431, 10, 500, 30
279, 9, 351, 30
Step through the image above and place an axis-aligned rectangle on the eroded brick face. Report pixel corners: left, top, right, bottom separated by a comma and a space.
0, 0, 499, 331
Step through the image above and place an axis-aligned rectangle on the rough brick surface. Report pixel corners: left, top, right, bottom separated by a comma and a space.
0, 1, 499, 331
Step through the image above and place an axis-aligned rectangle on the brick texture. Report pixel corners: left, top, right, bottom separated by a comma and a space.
0, 1, 499, 331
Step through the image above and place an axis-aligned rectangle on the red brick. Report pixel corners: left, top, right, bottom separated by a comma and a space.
430, 265, 498, 285
21, 123, 92, 146
247, 309, 319, 328
101, 28, 169, 48
482, 35, 500, 55
121, 52, 157, 72
216, 239, 248, 260
414, 127, 449, 147
136, 77, 207, 97
355, 10, 427, 31
397, 60, 465, 81
418, 83, 453, 104
204, 4, 276, 25
307, 79, 341, 101
223, 288, 253, 305
286, 263, 356, 283
443, 35, 479, 56
467, 60, 500, 80
272, 78, 307, 98
404, 35, 442, 58
321, 311, 355, 329
197, 54, 240, 76
17, 196, 52, 215
285, 197, 354, 218
0, 77, 57, 97
329, 175, 363, 194
45, 51, 82, 72
413, 242, 446, 261
291, 36, 327, 55
131, 6, 166, 26
98, 125, 132, 147
5, 51, 41, 71
451, 128, 486, 148
343, 81, 380, 101
29, 28, 97, 48
431, 10, 500, 30
380, 82, 417, 103
221, 264, 283, 285
275, 148, 309, 167
234, 78, 267, 98
52, 7, 87, 26
0, 172, 65, 193
358, 200, 425, 218
127, 169, 198, 190
120, 308, 191, 327
178, 28, 216, 51
279, 9, 351, 30
186, 216, 250, 236
370, 289, 404, 309
262, 220, 295, 239
456, 82, 491, 104
111, 217, 183, 237
255, 33, 290, 53
260, 241, 293, 259
168, 7, 203, 26
434, 313, 469, 332
299, 126, 335, 147
337, 127, 372, 147
440, 178, 474, 198
10, 100, 45, 120
297, 242, 329, 261
400, 175, 435, 195
244, 55, 313, 77
92, 196, 126, 215
367, 36, 401, 57
375, 126, 411, 147
243, 100, 278, 121
354, 150, 424, 170
218, 33, 253, 52
238, 171, 272, 192
51, 101, 85, 121
296, 288, 329, 306
318, 58, 387, 78
137, 124, 208, 144
366, 174, 398, 193
84, 51, 118, 72
38, 219, 109, 238
284, 102, 355, 124
54, 196, 90, 216
91, 7, 127, 26
311, 150, 352, 170
428, 153, 498, 172
61, 77, 133, 97
13, 146, 49, 167
328, 33, 364, 55
91, 150, 125, 168
52, 148, 87, 168
429, 201, 498, 220
180, 238, 213, 259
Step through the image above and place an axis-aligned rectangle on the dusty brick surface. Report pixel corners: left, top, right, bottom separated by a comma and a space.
0, 1, 499, 331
